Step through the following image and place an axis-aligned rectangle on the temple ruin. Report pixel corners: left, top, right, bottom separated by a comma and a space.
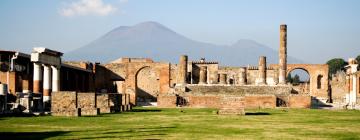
0, 24, 359, 116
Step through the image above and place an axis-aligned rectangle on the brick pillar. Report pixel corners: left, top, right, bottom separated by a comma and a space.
238, 68, 246, 85
33, 63, 42, 94
43, 64, 51, 106
258, 56, 266, 85
177, 55, 188, 85
279, 24, 287, 84
199, 66, 207, 84
51, 66, 60, 92
219, 73, 227, 84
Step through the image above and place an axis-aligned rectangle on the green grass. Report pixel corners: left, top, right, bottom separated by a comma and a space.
1, 108, 360, 140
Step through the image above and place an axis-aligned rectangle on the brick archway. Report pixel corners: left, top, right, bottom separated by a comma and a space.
287, 64, 329, 100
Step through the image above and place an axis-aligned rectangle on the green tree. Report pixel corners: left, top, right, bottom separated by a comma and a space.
287, 73, 293, 83
293, 74, 300, 85
326, 58, 347, 76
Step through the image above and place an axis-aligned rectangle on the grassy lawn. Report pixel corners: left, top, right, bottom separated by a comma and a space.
1, 108, 360, 140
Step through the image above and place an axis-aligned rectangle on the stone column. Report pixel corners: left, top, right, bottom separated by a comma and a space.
279, 24, 287, 84
51, 66, 60, 92
33, 63, 42, 94
348, 58, 358, 108
238, 68, 246, 85
258, 56, 266, 85
177, 55, 188, 85
219, 73, 227, 85
43, 65, 52, 104
199, 66, 207, 84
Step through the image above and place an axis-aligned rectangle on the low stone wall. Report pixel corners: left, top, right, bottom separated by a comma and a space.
96, 93, 123, 113
245, 95, 276, 109
52, 91, 131, 116
288, 95, 311, 108
51, 91, 78, 116
218, 96, 245, 115
188, 95, 220, 108
157, 95, 177, 108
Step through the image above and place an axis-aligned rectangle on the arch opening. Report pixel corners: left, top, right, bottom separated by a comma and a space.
287, 68, 310, 94
135, 66, 159, 106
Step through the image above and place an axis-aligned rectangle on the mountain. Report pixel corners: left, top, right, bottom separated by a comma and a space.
65, 21, 302, 66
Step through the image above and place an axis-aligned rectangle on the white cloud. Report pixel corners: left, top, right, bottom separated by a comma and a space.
60, 0, 117, 17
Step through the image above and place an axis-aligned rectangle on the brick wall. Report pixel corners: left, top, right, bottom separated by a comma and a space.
188, 95, 220, 108
288, 95, 311, 108
245, 95, 276, 109
51, 91, 78, 116
157, 95, 177, 108
218, 96, 245, 115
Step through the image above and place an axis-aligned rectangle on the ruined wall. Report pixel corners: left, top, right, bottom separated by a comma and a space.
330, 71, 348, 103
218, 96, 245, 115
51, 91, 78, 116
188, 95, 220, 108
157, 95, 177, 108
52, 92, 130, 116
189, 62, 218, 84
245, 95, 276, 109
288, 95, 311, 108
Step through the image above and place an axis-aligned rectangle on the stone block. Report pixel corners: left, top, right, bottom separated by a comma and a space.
218, 96, 245, 115
157, 95, 177, 108
51, 91, 78, 116
188, 95, 220, 108
77, 92, 96, 109
245, 95, 276, 109
289, 95, 311, 108
78, 108, 99, 116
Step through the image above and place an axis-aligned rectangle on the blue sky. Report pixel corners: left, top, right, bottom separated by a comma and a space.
0, 0, 359, 63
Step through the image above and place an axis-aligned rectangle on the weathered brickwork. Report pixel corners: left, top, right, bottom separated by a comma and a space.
188, 95, 220, 108
288, 95, 311, 108
51, 91, 78, 116
218, 96, 245, 115
245, 95, 276, 109
157, 95, 177, 108
52, 92, 130, 116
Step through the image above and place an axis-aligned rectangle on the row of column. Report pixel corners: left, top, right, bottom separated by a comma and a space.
33, 63, 60, 106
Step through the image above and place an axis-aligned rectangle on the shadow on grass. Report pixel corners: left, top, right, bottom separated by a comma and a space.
0, 113, 36, 118
245, 112, 270, 115
81, 126, 175, 139
0, 131, 69, 140
131, 108, 162, 112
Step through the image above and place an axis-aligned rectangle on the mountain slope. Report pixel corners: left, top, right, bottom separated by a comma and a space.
65, 21, 302, 66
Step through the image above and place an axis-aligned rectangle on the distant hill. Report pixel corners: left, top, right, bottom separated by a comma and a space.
65, 21, 302, 66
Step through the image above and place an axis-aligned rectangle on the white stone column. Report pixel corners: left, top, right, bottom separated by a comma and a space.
33, 63, 42, 94
43, 65, 52, 103
51, 66, 60, 92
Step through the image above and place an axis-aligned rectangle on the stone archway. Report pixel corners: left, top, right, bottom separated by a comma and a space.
135, 66, 160, 106
287, 64, 329, 101
287, 68, 310, 94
